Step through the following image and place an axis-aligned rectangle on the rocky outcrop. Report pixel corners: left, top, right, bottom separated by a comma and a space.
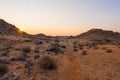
0, 19, 27, 36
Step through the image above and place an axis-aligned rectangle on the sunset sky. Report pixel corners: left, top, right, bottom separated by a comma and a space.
0, 0, 120, 36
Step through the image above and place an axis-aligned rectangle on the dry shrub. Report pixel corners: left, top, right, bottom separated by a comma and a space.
0, 65, 8, 76
47, 43, 63, 54
93, 46, 99, 50
0, 59, 9, 64
38, 56, 57, 70
22, 46, 31, 53
103, 38, 111, 43
106, 49, 112, 53
82, 50, 87, 55
101, 47, 107, 50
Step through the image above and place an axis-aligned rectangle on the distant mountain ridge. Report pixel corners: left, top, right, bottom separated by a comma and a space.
75, 29, 120, 41
0, 19, 120, 41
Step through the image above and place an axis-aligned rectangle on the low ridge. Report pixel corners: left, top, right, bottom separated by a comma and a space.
75, 29, 120, 41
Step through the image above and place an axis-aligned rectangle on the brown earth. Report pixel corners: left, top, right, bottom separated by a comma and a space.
0, 19, 120, 80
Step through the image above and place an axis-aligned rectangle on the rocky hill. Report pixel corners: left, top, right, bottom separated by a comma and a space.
0, 19, 27, 36
1, 19, 120, 41
75, 29, 120, 41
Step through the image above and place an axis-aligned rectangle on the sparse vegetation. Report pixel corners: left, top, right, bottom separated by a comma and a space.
47, 43, 63, 54
74, 48, 79, 52
0, 65, 8, 76
61, 45, 66, 49
82, 50, 87, 55
93, 46, 99, 50
15, 47, 21, 51
106, 49, 112, 53
47, 46, 61, 54
79, 46, 83, 50
1, 19, 120, 80
103, 38, 111, 43
22, 46, 31, 53
35, 40, 43, 45
34, 49, 39, 53
38, 56, 57, 70
0, 51, 8, 57
10, 55, 27, 61
34, 53, 40, 59
73, 43, 79, 52
101, 47, 107, 50
0, 59, 9, 64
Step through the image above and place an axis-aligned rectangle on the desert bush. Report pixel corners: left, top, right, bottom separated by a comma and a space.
46, 40, 49, 43
22, 46, 31, 53
87, 45, 92, 49
93, 46, 99, 50
91, 39, 104, 44
101, 47, 107, 50
117, 42, 120, 46
0, 59, 9, 64
38, 56, 57, 70
0, 52, 8, 57
0, 65, 8, 76
61, 45, 66, 49
103, 38, 111, 43
34, 53, 40, 59
54, 39, 60, 42
10, 56, 27, 61
34, 46, 40, 53
16, 56, 27, 61
47, 43, 63, 54
47, 47, 61, 54
34, 49, 39, 53
15, 48, 21, 51
106, 49, 112, 53
79, 46, 83, 50
35, 40, 43, 45
73, 43, 79, 52
74, 48, 78, 52
82, 50, 87, 55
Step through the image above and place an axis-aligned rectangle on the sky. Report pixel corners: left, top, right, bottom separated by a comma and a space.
0, 0, 120, 36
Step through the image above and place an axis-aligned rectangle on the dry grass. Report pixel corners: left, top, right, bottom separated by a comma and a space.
22, 46, 31, 53
0, 65, 8, 76
38, 56, 57, 70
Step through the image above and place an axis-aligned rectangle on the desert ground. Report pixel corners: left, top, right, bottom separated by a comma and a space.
0, 34, 120, 80
0, 19, 120, 80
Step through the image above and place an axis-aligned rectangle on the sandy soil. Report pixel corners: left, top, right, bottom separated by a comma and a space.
0, 35, 120, 80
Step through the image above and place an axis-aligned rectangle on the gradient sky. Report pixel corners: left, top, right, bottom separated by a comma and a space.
0, 0, 120, 36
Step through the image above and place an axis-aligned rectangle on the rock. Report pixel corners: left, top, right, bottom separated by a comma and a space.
34, 53, 40, 59
14, 65, 21, 69
30, 77, 34, 80
0, 74, 9, 80
13, 72, 20, 80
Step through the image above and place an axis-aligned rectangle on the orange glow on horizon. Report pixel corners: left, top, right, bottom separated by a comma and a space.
17, 26, 26, 34
18, 26, 25, 32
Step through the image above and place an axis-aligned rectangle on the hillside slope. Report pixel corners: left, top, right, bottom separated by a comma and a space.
76, 29, 120, 41
0, 19, 27, 36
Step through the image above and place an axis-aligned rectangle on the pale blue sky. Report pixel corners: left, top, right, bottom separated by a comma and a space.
0, 0, 120, 35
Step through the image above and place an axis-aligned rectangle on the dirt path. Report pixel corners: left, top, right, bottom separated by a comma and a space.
60, 49, 86, 80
